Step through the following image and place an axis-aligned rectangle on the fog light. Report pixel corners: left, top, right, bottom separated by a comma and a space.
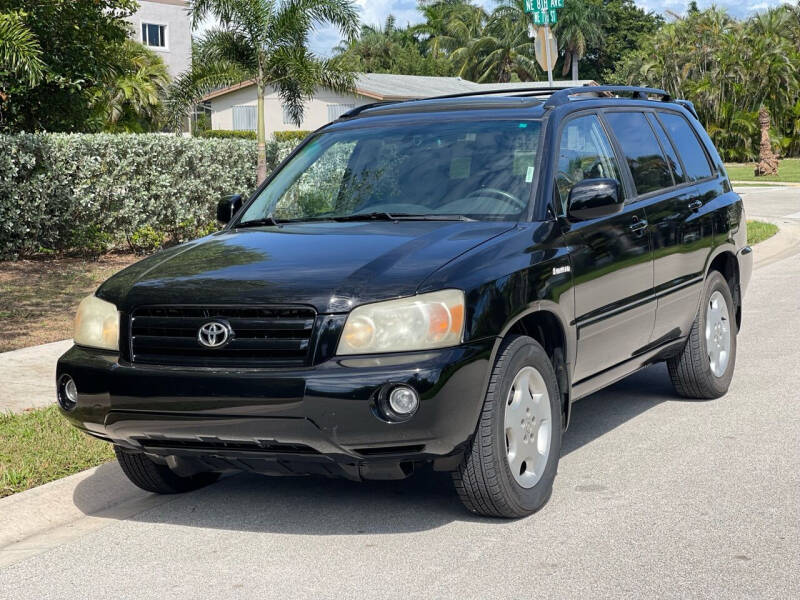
57, 375, 78, 411
388, 385, 419, 417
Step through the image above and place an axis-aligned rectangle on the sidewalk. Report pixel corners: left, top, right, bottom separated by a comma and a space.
0, 340, 72, 413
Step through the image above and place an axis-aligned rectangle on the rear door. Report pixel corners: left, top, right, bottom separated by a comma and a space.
609, 110, 716, 343
555, 113, 655, 381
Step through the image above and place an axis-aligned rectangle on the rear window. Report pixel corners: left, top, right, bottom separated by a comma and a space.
647, 113, 685, 185
604, 112, 673, 195
658, 112, 713, 181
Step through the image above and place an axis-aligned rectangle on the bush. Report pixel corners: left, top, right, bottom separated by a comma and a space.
198, 129, 257, 140
274, 130, 311, 143
128, 225, 167, 254
0, 133, 301, 259
0, 134, 262, 258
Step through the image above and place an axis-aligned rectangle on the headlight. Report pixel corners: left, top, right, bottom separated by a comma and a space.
337, 289, 465, 355
74, 295, 120, 351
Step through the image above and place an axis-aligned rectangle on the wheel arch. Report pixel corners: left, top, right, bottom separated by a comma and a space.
706, 248, 741, 330
492, 304, 574, 430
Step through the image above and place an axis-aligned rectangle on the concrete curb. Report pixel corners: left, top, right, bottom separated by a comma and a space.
0, 462, 172, 567
731, 180, 800, 187
748, 216, 800, 270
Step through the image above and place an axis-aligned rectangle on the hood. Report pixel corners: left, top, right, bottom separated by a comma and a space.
98, 221, 514, 313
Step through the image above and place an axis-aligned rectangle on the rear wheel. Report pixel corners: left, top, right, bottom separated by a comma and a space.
114, 446, 220, 494
668, 270, 737, 399
452, 335, 562, 518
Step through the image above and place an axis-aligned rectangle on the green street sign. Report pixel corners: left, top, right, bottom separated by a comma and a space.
531, 9, 558, 25
524, 0, 563, 12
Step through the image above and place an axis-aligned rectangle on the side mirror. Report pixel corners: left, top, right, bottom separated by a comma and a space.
217, 194, 243, 224
567, 178, 623, 221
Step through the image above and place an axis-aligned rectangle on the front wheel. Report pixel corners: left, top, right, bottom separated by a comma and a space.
115, 446, 220, 494
667, 270, 737, 399
452, 335, 562, 518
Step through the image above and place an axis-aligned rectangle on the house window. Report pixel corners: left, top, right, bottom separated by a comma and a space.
282, 105, 297, 126
232, 105, 257, 131
327, 103, 355, 122
141, 23, 166, 48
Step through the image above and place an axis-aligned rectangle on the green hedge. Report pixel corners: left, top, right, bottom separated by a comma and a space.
198, 129, 257, 140
274, 130, 311, 143
0, 133, 296, 259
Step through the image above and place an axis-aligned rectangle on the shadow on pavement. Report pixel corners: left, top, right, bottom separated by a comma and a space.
72, 363, 680, 534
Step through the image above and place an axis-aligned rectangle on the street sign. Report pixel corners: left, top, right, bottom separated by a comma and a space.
531, 9, 558, 25
534, 26, 557, 72
524, 0, 563, 12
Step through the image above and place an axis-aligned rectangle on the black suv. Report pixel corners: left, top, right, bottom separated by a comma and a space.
58, 86, 752, 518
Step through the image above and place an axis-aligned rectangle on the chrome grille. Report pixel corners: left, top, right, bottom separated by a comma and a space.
130, 306, 316, 367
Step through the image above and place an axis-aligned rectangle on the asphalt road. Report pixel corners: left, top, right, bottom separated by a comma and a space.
1, 188, 798, 599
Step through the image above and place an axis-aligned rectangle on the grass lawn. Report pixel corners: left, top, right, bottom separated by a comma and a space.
0, 254, 139, 353
726, 158, 800, 183
747, 220, 779, 245
0, 406, 115, 498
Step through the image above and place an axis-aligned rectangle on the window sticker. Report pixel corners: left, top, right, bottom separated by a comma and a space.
513, 151, 536, 176
526, 166, 535, 183
450, 156, 471, 179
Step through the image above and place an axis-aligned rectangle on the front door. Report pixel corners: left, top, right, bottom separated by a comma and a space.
554, 113, 655, 381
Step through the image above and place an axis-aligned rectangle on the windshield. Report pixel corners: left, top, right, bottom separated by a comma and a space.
237, 119, 542, 224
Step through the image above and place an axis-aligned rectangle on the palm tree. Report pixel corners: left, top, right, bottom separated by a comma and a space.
452, 2, 536, 83
555, 0, 604, 81
474, 10, 538, 83
171, 0, 359, 183
0, 11, 45, 87
413, 1, 483, 59
334, 16, 404, 72
92, 40, 171, 132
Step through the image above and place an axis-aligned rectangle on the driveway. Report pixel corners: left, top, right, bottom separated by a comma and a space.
0, 187, 798, 598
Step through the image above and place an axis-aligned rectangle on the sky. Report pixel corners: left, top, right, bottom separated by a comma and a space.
199, 1, 794, 56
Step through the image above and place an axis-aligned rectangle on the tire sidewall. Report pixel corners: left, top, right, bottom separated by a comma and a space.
491, 337, 562, 515
699, 271, 737, 394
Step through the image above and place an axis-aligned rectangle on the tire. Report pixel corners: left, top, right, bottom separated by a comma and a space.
114, 446, 220, 494
667, 270, 737, 399
452, 335, 562, 518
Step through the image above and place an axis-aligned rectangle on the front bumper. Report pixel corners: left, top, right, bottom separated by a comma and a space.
57, 340, 494, 480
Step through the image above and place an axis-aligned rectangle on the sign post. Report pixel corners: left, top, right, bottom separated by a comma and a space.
544, 24, 553, 86
525, 0, 561, 86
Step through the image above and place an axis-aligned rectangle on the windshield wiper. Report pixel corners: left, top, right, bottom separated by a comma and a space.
333, 212, 475, 222
236, 213, 281, 228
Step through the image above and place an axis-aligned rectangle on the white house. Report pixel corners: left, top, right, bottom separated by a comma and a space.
127, 0, 192, 79
203, 74, 596, 136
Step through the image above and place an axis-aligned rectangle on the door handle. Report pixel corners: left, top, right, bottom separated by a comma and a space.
628, 218, 648, 232
688, 199, 703, 211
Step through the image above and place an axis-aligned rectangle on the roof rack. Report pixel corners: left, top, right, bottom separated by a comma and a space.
339, 85, 682, 121
339, 101, 402, 119
339, 86, 569, 120
544, 85, 672, 108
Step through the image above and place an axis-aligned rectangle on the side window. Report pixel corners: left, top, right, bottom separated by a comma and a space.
647, 113, 685, 185
604, 111, 673, 195
658, 112, 713, 181
555, 114, 624, 216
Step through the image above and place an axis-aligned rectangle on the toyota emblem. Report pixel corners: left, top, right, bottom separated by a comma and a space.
197, 321, 233, 348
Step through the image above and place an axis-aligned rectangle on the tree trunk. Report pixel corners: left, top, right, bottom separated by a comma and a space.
571, 53, 578, 81
755, 107, 779, 177
561, 50, 571, 77
256, 83, 267, 184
